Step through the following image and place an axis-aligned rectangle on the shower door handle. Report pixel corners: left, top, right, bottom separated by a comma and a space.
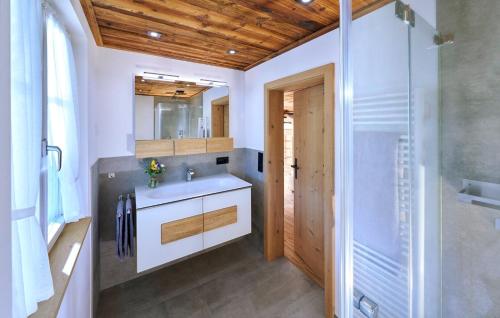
290, 158, 299, 179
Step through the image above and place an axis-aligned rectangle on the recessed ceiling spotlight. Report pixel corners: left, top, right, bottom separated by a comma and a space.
296, 0, 314, 4
227, 49, 237, 55
148, 31, 162, 38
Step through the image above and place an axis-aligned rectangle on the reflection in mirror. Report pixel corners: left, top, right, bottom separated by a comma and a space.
134, 76, 229, 140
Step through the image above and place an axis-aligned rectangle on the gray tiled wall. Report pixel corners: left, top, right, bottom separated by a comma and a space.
91, 162, 100, 316
96, 148, 265, 290
439, 0, 500, 316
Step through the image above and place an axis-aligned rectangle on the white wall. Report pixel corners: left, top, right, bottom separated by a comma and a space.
244, 30, 341, 151
134, 95, 155, 140
91, 49, 245, 158
408, 0, 436, 28
0, 1, 12, 317
57, 235, 91, 318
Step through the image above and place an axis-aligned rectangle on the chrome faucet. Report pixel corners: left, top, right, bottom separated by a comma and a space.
186, 168, 195, 181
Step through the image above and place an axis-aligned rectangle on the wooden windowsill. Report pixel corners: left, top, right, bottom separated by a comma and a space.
30, 217, 91, 318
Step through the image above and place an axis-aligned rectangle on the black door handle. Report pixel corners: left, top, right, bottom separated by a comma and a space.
290, 158, 299, 179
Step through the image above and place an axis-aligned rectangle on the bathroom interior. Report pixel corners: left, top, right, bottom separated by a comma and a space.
2, 0, 499, 317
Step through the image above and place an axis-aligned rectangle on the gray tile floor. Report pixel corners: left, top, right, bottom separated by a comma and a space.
97, 236, 324, 318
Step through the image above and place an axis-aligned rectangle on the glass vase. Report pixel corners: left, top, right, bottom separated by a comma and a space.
148, 176, 159, 188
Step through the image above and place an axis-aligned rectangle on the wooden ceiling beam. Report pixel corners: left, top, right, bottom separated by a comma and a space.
79, 0, 103, 45
92, 0, 290, 50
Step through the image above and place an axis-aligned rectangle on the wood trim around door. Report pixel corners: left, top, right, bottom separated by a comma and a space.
264, 64, 335, 318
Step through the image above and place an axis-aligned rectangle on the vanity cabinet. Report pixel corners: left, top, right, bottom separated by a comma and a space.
136, 198, 204, 272
136, 187, 251, 272
203, 188, 251, 249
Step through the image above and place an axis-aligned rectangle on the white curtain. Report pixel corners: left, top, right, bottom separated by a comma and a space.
10, 0, 54, 317
46, 9, 81, 222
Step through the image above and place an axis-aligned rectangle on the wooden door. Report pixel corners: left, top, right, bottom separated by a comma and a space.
211, 95, 229, 138
211, 104, 224, 137
293, 84, 324, 280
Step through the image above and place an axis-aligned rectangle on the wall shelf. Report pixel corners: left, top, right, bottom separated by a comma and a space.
457, 179, 500, 210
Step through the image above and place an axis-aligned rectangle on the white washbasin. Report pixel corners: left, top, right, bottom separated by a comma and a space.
135, 173, 252, 209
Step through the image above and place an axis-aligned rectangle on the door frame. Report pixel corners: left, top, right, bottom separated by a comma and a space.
264, 64, 335, 317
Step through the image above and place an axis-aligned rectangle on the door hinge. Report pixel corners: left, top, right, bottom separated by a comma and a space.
354, 288, 379, 318
434, 33, 455, 46
395, 0, 415, 27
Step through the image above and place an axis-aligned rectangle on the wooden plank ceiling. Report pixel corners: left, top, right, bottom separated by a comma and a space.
81, 0, 392, 70
135, 76, 209, 98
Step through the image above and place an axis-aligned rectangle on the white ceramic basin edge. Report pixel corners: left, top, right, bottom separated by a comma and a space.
135, 173, 252, 209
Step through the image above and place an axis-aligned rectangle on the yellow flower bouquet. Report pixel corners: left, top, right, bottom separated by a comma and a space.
144, 159, 166, 188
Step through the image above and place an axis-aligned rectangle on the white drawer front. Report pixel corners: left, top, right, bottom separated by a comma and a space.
137, 198, 203, 272
203, 188, 251, 249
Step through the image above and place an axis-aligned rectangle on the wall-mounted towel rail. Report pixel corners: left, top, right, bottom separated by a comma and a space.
457, 179, 500, 210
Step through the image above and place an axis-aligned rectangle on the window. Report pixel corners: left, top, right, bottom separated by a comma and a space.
11, 1, 82, 315
42, 7, 81, 248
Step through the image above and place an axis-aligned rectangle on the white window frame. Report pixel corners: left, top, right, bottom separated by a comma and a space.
41, 2, 73, 251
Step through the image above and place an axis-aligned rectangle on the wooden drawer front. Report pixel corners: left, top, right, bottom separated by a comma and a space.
137, 198, 203, 272
204, 206, 237, 232
161, 214, 203, 244
206, 137, 233, 153
202, 188, 251, 249
174, 139, 207, 156
136, 139, 174, 158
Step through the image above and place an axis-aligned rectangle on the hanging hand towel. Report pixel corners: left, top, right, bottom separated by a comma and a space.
125, 194, 135, 257
116, 195, 124, 259
123, 197, 129, 257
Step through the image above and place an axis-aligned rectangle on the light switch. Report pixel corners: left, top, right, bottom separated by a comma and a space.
495, 218, 500, 231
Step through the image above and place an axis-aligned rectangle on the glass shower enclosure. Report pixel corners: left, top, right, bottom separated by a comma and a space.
338, 1, 441, 317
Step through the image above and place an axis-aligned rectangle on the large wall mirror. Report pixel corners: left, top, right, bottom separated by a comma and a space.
134, 76, 230, 141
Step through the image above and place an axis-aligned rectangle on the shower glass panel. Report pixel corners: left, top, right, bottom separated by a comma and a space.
409, 11, 441, 318
341, 2, 441, 317
351, 4, 410, 317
